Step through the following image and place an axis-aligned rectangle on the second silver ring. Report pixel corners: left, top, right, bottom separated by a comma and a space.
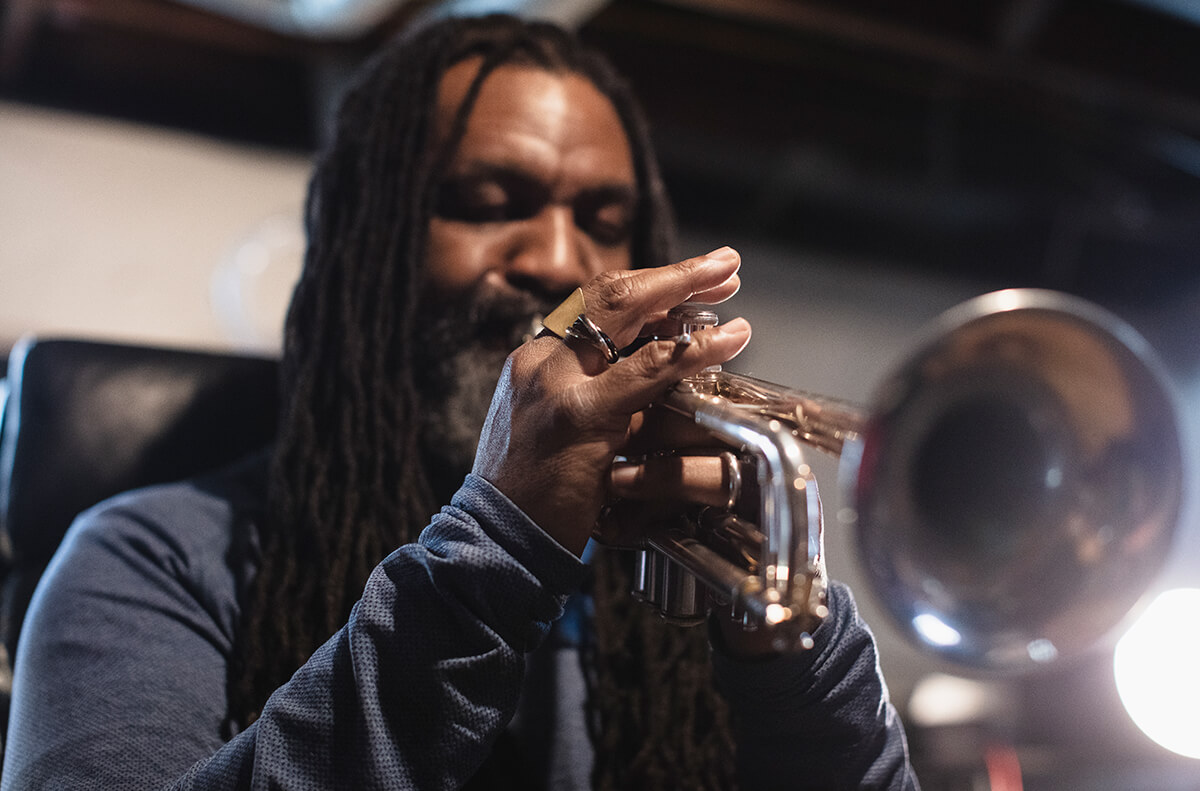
565, 314, 620, 364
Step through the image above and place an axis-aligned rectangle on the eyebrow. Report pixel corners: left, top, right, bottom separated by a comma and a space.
446, 161, 638, 196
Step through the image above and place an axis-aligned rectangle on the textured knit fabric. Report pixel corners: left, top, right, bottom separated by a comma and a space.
2, 456, 918, 789
712, 585, 918, 790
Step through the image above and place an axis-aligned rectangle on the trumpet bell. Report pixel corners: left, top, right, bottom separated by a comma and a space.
849, 288, 1183, 671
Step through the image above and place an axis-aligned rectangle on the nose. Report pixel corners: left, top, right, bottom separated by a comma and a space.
505, 205, 592, 295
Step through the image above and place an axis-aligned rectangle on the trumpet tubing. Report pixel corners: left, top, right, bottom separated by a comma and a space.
631, 290, 1183, 670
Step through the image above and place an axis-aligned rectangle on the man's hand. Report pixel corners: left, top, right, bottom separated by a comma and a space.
472, 247, 749, 556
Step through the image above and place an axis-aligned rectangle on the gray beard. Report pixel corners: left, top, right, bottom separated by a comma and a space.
413, 284, 562, 501
419, 338, 509, 484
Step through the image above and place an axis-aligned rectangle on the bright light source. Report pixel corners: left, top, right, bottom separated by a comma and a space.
1114, 588, 1200, 759
1044, 466, 1063, 489
912, 612, 962, 647
764, 603, 789, 625
1026, 638, 1058, 664
909, 673, 994, 727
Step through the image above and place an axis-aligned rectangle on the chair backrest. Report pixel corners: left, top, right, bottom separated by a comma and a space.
0, 336, 279, 664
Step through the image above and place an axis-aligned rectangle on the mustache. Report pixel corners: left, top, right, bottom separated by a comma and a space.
420, 283, 572, 352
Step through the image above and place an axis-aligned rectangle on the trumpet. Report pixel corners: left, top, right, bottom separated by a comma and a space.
630, 289, 1183, 671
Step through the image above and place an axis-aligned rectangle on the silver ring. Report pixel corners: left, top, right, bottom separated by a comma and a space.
565, 314, 620, 364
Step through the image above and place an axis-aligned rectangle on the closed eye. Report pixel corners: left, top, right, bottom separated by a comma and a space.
574, 187, 637, 247
434, 171, 550, 224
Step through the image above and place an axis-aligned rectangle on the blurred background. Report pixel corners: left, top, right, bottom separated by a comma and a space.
2, 0, 1200, 787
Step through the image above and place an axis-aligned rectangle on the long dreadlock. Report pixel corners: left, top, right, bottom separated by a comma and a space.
226, 14, 737, 789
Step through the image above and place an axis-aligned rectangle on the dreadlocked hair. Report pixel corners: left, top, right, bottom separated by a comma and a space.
224, 13, 738, 788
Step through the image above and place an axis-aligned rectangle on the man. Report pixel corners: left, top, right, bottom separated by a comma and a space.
2, 15, 917, 790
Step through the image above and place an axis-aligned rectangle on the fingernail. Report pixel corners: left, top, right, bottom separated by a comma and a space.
716, 318, 752, 355
705, 246, 739, 264
718, 317, 751, 336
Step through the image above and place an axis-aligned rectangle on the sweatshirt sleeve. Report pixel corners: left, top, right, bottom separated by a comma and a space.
2, 473, 586, 791
711, 581, 921, 791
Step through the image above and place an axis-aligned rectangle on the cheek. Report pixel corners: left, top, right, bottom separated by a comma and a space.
424, 218, 495, 297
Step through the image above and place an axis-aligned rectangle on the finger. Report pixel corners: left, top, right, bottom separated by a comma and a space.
610, 454, 737, 508
624, 406, 725, 454
624, 268, 739, 342
690, 273, 741, 305
579, 317, 751, 417
580, 247, 741, 346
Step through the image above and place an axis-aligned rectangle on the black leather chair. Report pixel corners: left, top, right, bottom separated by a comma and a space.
0, 336, 279, 684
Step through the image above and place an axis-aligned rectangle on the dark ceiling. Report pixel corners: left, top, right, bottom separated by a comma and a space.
588, 0, 1200, 305
4, 0, 1199, 305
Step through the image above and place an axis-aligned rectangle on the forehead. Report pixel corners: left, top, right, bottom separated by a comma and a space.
434, 57, 635, 185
